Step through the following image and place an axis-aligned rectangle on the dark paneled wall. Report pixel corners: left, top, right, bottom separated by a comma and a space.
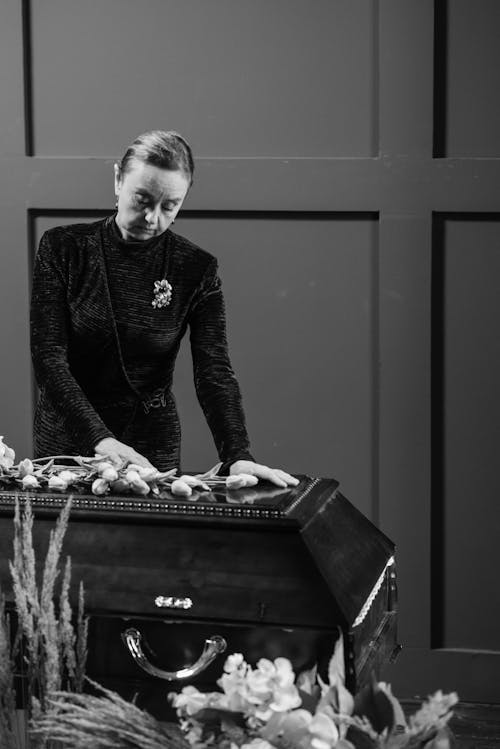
1, 0, 500, 700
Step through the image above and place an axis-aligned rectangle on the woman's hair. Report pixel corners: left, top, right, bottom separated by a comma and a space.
118, 130, 195, 185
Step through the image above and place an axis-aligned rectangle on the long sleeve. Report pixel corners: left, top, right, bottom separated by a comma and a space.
30, 231, 114, 455
189, 258, 254, 468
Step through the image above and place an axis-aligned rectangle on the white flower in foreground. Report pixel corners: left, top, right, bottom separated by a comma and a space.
309, 711, 340, 749
408, 689, 459, 734
219, 656, 302, 721
261, 710, 313, 748
218, 656, 253, 713
224, 653, 246, 673
171, 685, 211, 716
246, 669, 273, 702
92, 478, 109, 496
249, 658, 301, 720
241, 740, 275, 749
21, 475, 40, 490
18, 458, 34, 477
269, 684, 302, 713
256, 658, 278, 679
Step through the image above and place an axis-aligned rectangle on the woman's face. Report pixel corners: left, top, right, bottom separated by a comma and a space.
114, 159, 190, 240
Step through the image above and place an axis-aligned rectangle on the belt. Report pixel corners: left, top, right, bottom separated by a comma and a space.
90, 388, 170, 414
141, 387, 169, 414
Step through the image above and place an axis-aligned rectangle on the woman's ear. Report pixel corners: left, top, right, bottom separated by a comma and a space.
113, 163, 121, 197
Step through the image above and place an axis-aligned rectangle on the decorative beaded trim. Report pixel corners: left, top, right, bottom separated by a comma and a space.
283, 477, 322, 516
352, 556, 395, 628
0, 492, 284, 520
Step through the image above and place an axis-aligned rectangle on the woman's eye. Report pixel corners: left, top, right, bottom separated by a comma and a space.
134, 195, 148, 206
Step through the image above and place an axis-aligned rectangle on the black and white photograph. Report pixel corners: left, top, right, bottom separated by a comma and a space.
0, 1, 499, 747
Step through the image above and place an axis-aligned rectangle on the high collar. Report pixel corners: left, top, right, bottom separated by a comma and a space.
107, 214, 170, 251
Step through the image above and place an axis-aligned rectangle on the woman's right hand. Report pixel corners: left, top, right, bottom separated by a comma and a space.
94, 437, 155, 469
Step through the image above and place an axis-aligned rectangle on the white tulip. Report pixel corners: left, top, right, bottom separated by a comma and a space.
101, 466, 119, 483
18, 459, 34, 478
129, 478, 150, 496
48, 475, 68, 492
127, 464, 159, 481
171, 479, 193, 497
21, 475, 39, 490
239, 474, 259, 487
125, 470, 141, 484
96, 461, 114, 475
111, 478, 129, 494
179, 475, 210, 490
92, 478, 109, 496
58, 470, 78, 485
226, 474, 259, 489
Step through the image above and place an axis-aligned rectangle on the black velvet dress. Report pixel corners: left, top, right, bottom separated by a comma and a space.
30, 216, 253, 471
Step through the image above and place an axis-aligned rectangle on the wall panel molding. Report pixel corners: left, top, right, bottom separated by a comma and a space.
431, 211, 500, 653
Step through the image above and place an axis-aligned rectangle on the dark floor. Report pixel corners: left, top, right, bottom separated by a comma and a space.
402, 701, 500, 749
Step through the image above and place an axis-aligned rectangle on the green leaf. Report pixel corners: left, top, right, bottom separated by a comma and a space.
345, 724, 378, 749
327, 628, 346, 687
422, 728, 452, 749
353, 674, 395, 734
297, 686, 321, 713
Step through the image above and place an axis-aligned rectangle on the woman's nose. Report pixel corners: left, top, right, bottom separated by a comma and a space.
145, 206, 160, 225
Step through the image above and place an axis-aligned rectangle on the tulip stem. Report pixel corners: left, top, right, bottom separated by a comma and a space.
31, 455, 80, 463
30, 455, 100, 466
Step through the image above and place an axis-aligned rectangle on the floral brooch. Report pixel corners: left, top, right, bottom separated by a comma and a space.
152, 279, 172, 308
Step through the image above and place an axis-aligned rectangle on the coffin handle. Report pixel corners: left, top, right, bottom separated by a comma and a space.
121, 628, 227, 681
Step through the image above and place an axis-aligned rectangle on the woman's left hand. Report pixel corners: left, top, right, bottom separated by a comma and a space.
229, 460, 299, 488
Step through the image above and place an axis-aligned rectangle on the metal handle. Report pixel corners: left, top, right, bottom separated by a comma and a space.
122, 628, 227, 681
155, 595, 193, 610
389, 643, 403, 663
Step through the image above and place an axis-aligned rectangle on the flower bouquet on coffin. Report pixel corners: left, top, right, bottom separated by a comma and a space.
0, 435, 261, 498
170, 638, 458, 749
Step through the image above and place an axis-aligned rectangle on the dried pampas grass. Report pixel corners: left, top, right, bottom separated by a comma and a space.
31, 679, 187, 749
0, 497, 89, 747
0, 592, 18, 748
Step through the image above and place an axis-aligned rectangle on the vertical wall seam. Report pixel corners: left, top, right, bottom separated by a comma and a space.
430, 211, 445, 648
372, 0, 380, 157
371, 214, 380, 526
432, 0, 448, 157
21, 0, 34, 156
27, 208, 36, 454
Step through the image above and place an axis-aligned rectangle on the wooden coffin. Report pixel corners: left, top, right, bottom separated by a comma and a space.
0, 475, 399, 718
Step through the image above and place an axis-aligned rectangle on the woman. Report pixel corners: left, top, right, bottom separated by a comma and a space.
30, 130, 297, 488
